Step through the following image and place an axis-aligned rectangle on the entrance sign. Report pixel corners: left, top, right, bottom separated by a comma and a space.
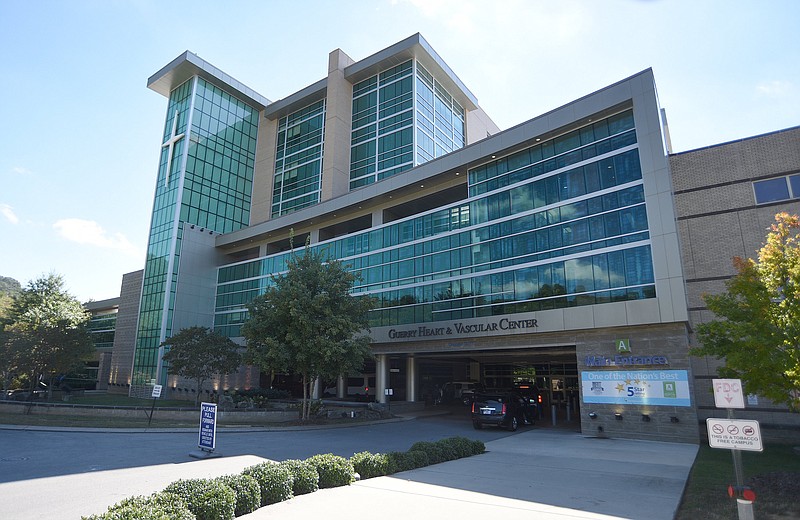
198, 402, 217, 451
706, 418, 763, 452
713, 378, 745, 409
581, 370, 691, 406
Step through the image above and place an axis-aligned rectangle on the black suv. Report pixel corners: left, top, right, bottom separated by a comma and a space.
470, 392, 535, 431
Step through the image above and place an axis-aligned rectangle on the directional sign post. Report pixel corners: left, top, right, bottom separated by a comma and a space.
711, 379, 757, 520
199, 402, 217, 451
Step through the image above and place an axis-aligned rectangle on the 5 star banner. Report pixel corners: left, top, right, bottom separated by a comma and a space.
581, 370, 691, 406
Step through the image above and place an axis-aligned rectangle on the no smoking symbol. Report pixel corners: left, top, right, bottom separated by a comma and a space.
727, 425, 739, 435
743, 426, 755, 436
712, 424, 724, 434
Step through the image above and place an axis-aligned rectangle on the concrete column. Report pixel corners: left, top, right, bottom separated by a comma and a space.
312, 377, 322, 399
376, 354, 388, 404
406, 355, 417, 402
251, 113, 279, 225
310, 229, 320, 243
321, 48, 355, 202
337, 375, 346, 399
372, 210, 383, 226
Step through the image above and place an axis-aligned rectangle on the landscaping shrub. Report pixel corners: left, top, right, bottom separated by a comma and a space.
242, 462, 294, 505
277, 459, 319, 495
438, 436, 485, 458
214, 474, 260, 517
386, 449, 428, 472
406, 449, 430, 469
163, 478, 236, 520
305, 453, 355, 488
409, 441, 449, 465
351, 451, 392, 479
82, 492, 195, 520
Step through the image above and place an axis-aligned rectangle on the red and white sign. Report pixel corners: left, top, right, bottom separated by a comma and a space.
706, 418, 763, 451
712, 378, 745, 409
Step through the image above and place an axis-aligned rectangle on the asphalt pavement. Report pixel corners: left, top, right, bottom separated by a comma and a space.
0, 414, 698, 519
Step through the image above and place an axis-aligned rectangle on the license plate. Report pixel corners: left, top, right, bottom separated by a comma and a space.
481, 408, 493, 415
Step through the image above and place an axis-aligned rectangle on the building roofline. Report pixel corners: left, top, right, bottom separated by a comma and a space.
84, 297, 120, 310
147, 51, 271, 109
344, 33, 478, 110
669, 124, 800, 156
262, 33, 480, 120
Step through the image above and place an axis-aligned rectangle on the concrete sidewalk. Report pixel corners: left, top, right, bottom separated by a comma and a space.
241, 430, 698, 520
3, 428, 697, 519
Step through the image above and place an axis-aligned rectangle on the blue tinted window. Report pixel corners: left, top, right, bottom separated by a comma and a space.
754, 178, 790, 204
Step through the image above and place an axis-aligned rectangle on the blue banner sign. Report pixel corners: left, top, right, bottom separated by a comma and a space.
582, 370, 691, 406
199, 402, 217, 450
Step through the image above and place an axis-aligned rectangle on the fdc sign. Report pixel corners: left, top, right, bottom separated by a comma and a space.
712, 378, 745, 409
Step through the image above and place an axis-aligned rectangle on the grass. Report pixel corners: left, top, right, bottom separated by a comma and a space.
677, 443, 800, 520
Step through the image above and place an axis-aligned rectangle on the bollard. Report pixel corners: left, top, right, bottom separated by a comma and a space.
736, 499, 754, 520
551, 404, 557, 426
566, 402, 571, 422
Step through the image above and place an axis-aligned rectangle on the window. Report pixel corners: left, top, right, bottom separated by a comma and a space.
753, 175, 800, 204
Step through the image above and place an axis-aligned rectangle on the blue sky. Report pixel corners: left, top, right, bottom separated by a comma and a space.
1, 0, 798, 303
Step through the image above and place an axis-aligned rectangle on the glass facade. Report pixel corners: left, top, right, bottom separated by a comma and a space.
349, 60, 465, 190
216, 109, 653, 338
132, 77, 259, 386
87, 312, 116, 350
272, 100, 326, 217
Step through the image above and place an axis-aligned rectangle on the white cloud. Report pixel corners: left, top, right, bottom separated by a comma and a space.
53, 218, 140, 257
756, 80, 792, 98
1, 204, 19, 224
10, 166, 33, 175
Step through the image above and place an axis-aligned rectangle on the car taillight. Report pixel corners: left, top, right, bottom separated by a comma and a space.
538, 395, 543, 404
471, 402, 476, 413
501, 403, 507, 414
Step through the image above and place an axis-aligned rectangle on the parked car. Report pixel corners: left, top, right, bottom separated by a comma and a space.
438, 381, 483, 405
471, 392, 535, 431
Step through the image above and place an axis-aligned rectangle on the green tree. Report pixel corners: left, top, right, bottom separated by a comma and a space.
1, 273, 93, 400
242, 244, 374, 420
693, 212, 800, 410
161, 326, 242, 405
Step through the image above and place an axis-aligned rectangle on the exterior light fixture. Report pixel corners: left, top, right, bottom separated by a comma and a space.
641, 414, 651, 422
670, 416, 680, 423
588, 412, 597, 419
614, 412, 623, 420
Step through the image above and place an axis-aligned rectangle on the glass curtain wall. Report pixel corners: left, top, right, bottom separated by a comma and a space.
272, 99, 326, 217
350, 60, 465, 190
131, 77, 258, 388
216, 109, 651, 337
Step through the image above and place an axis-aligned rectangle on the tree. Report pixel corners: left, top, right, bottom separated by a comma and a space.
242, 243, 375, 420
1, 273, 94, 400
692, 212, 800, 411
161, 326, 242, 405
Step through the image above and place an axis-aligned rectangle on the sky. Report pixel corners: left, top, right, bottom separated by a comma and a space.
1, 0, 798, 303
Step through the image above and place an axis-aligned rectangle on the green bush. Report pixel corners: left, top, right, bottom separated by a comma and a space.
277, 459, 319, 495
386, 449, 428, 472
409, 441, 449, 465
305, 453, 355, 488
438, 436, 485, 458
242, 462, 294, 505
351, 451, 392, 480
82, 492, 195, 520
163, 478, 236, 520
215, 474, 260, 517
406, 449, 430, 469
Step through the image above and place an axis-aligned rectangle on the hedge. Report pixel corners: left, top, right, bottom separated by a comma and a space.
84, 436, 487, 517
305, 453, 356, 488
215, 474, 260, 517
81, 492, 195, 520
163, 479, 236, 520
277, 459, 319, 495
242, 462, 294, 505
